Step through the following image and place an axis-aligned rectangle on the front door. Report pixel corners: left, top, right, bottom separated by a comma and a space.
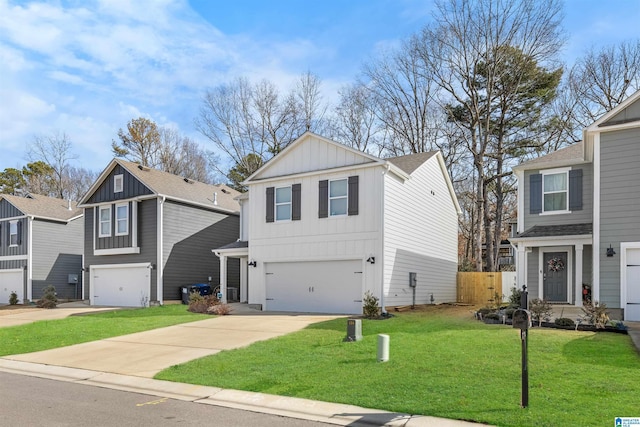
544, 252, 568, 302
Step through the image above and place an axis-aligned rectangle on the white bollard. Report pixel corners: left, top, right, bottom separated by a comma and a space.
377, 334, 389, 362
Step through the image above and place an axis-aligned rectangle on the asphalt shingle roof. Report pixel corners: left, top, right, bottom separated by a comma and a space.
386, 151, 438, 174
114, 159, 241, 213
1, 193, 82, 222
516, 142, 584, 170
517, 223, 593, 239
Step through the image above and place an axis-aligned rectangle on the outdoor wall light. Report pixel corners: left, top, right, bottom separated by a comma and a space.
367, 256, 376, 264
606, 244, 616, 257
248, 260, 257, 267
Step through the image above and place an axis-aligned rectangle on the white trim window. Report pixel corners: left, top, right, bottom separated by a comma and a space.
9, 220, 18, 246
543, 170, 569, 213
275, 186, 292, 221
115, 203, 129, 236
114, 174, 124, 193
329, 179, 348, 216
99, 206, 112, 237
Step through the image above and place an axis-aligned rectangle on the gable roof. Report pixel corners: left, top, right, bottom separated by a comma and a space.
586, 89, 640, 131
513, 142, 585, 171
79, 159, 240, 214
1, 193, 83, 222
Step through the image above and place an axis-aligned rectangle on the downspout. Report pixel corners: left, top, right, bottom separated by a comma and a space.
27, 215, 33, 302
157, 196, 165, 305
380, 164, 390, 315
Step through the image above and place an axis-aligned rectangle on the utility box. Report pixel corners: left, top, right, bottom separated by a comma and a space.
409, 272, 417, 288
344, 318, 362, 342
68, 274, 78, 284
513, 309, 532, 330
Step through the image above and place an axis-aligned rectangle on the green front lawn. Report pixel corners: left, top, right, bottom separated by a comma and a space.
156, 308, 640, 427
0, 305, 208, 356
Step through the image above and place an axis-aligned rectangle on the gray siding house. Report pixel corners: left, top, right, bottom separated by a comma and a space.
0, 194, 83, 304
512, 89, 640, 321
78, 159, 241, 307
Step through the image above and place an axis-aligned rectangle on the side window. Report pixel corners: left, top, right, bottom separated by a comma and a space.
9, 220, 18, 246
275, 186, 292, 221
99, 205, 112, 237
114, 174, 124, 193
329, 179, 348, 216
115, 203, 129, 235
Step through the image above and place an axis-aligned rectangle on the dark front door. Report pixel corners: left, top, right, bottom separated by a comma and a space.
544, 252, 568, 302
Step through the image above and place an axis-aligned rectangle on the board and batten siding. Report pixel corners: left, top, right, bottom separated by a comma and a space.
0, 217, 27, 257
599, 128, 640, 308
31, 218, 83, 300
83, 199, 158, 301
253, 134, 377, 180
247, 165, 382, 306
86, 164, 153, 204
94, 201, 135, 250
522, 164, 593, 230
383, 156, 459, 306
161, 201, 240, 301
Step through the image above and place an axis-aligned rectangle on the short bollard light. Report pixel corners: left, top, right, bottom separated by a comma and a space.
344, 318, 362, 342
377, 334, 389, 362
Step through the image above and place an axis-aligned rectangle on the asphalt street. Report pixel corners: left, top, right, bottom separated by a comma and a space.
0, 371, 332, 427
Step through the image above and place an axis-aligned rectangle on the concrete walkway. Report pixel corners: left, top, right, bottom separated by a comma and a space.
0, 303, 490, 426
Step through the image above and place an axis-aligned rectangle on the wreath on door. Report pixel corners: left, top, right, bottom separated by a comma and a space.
547, 257, 565, 272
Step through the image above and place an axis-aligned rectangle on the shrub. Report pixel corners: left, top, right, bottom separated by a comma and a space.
554, 317, 575, 327
208, 303, 233, 315
36, 285, 58, 309
188, 292, 219, 314
529, 298, 552, 326
581, 300, 610, 329
484, 312, 500, 320
9, 291, 19, 305
477, 307, 492, 316
362, 291, 380, 319
509, 287, 523, 307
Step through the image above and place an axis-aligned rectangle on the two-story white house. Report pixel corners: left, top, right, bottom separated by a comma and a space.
215, 132, 461, 314
512, 89, 640, 321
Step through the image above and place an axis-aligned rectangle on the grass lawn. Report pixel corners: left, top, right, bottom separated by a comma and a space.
156, 306, 640, 427
0, 305, 208, 357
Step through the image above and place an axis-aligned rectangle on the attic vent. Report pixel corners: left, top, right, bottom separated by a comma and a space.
137, 164, 143, 170
183, 177, 192, 183
221, 188, 229, 194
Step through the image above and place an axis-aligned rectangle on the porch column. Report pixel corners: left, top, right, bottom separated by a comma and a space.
219, 254, 227, 304
516, 243, 527, 289
575, 244, 583, 307
240, 257, 248, 302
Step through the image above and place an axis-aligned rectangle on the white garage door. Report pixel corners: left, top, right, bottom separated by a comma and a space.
0, 269, 24, 305
625, 248, 640, 321
91, 264, 151, 307
265, 260, 363, 314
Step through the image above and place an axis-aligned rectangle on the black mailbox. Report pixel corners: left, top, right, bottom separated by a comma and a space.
513, 309, 531, 330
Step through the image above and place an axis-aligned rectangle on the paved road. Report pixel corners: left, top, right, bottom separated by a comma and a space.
0, 371, 332, 427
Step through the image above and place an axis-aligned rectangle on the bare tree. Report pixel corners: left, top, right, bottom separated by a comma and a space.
28, 132, 78, 199
112, 117, 162, 167
567, 40, 640, 130
159, 127, 216, 183
294, 71, 327, 133
419, 0, 564, 271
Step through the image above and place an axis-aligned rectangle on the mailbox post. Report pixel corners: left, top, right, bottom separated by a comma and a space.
514, 285, 530, 408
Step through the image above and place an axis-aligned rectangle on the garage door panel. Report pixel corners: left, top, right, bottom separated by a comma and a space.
92, 265, 150, 307
0, 269, 24, 305
266, 260, 362, 314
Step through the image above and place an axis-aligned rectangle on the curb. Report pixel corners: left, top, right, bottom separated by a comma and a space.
0, 359, 490, 426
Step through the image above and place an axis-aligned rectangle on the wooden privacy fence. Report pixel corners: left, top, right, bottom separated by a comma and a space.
457, 272, 504, 305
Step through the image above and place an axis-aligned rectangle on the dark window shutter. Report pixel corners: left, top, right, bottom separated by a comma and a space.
0, 224, 2, 246
292, 184, 301, 221
6, 223, 9, 246
318, 180, 328, 218
348, 176, 359, 216
17, 221, 22, 245
569, 169, 583, 211
529, 174, 542, 214
266, 187, 275, 223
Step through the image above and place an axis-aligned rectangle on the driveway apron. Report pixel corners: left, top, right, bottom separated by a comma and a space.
2, 314, 339, 378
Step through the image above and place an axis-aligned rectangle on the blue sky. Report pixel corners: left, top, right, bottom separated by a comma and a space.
0, 0, 639, 176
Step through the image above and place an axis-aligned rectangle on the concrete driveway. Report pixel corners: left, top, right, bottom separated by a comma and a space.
2, 306, 340, 378
0, 304, 118, 328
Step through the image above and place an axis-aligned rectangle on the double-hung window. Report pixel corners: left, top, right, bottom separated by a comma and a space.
99, 206, 111, 237
9, 220, 18, 246
543, 171, 568, 213
329, 179, 348, 216
115, 203, 129, 235
275, 187, 292, 221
